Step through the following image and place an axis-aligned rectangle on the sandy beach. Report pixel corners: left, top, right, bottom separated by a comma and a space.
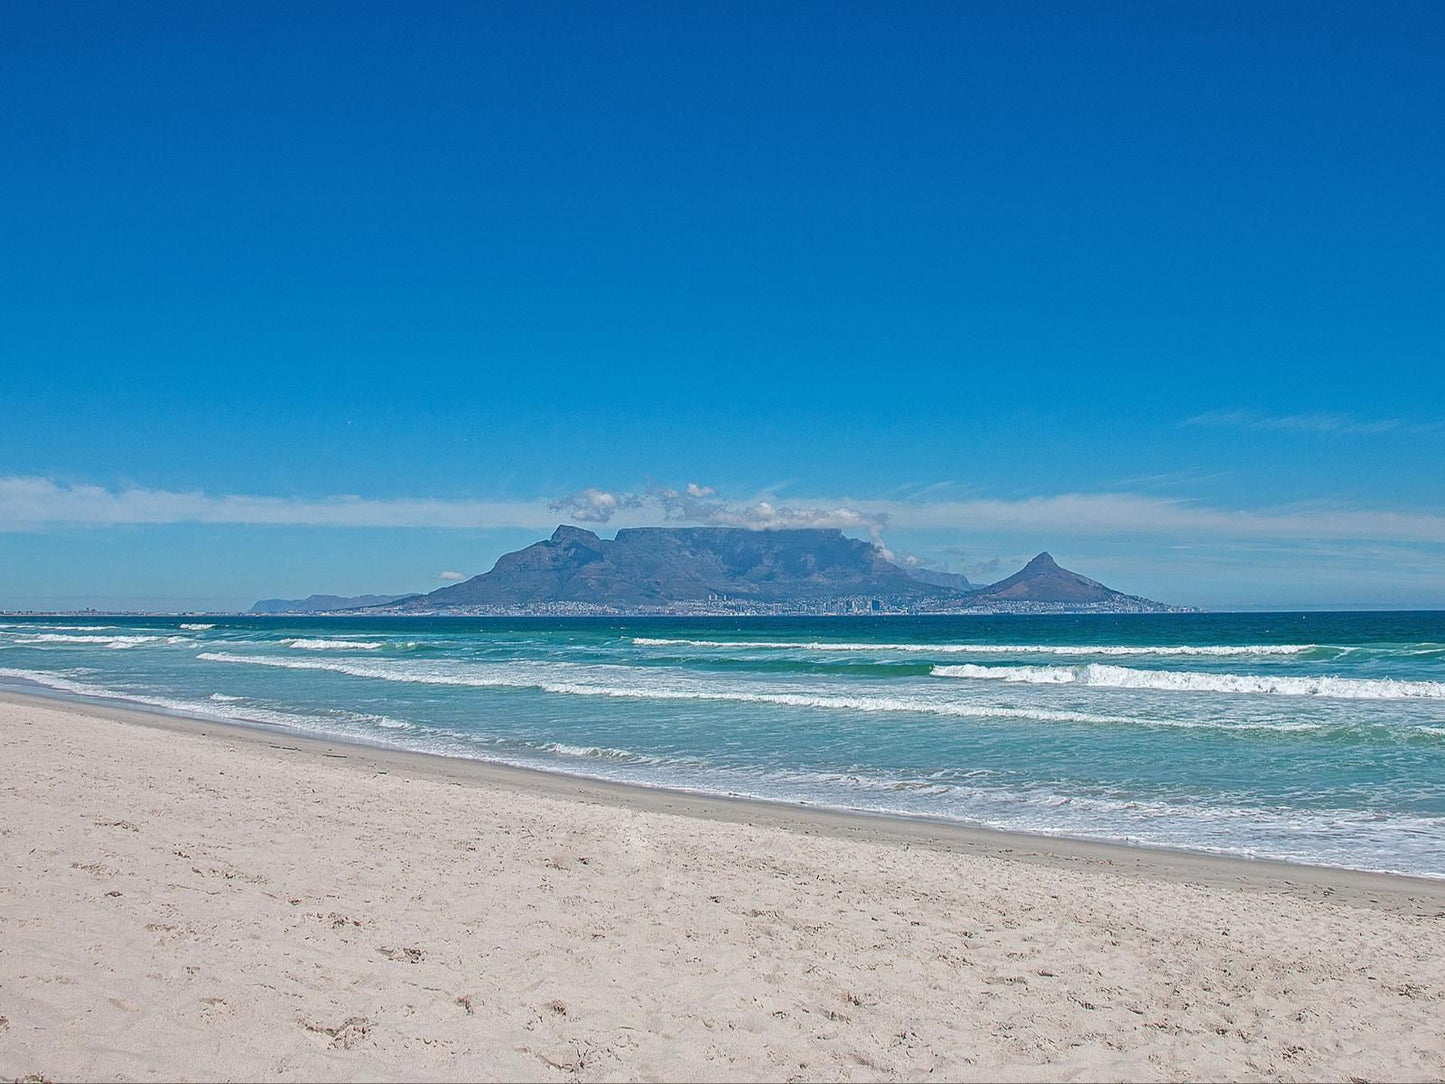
1, 691, 1443, 1082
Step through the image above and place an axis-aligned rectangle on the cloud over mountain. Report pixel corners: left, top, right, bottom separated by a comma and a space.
547, 483, 891, 538
547, 488, 643, 523
4, 476, 1445, 549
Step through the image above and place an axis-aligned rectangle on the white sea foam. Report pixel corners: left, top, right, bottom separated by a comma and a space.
539, 741, 698, 766
631, 637, 1314, 657
467, 741, 1445, 878
286, 638, 384, 651
196, 651, 1136, 722
6, 657, 1441, 875
2, 624, 120, 632
539, 742, 718, 770
933, 662, 1445, 700
180, 623, 216, 630
0, 666, 414, 737
192, 651, 1329, 732
11, 633, 190, 649
15, 633, 152, 645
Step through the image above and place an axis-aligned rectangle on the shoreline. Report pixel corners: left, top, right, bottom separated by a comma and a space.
5, 689, 1444, 1081
5, 685, 1442, 916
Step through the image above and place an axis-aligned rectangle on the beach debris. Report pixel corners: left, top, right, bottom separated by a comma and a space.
523, 1044, 585, 1073
188, 864, 264, 884
378, 945, 424, 963
299, 1015, 372, 1049
545, 852, 591, 870
311, 911, 361, 929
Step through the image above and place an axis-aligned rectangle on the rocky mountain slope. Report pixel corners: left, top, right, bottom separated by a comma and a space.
408, 525, 930, 608
254, 528, 1180, 613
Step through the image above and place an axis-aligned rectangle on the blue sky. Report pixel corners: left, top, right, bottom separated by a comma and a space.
2, 1, 1442, 610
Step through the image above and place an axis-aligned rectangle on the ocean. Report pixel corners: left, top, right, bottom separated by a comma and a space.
3, 612, 1443, 878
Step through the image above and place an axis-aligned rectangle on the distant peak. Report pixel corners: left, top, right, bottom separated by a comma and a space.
550, 525, 601, 544
1025, 551, 1058, 569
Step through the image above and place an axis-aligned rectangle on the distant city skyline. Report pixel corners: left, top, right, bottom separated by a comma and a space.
2, 2, 1441, 611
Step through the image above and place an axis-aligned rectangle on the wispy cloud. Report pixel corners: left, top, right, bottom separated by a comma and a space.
4, 476, 1445, 547
851, 493, 1445, 544
961, 557, 1009, 578
0, 476, 558, 530
1108, 468, 1231, 490
1183, 409, 1441, 436
437, 570, 468, 581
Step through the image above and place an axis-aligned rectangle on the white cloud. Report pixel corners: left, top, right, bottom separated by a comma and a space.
649, 486, 891, 537
851, 493, 1445, 544
0, 476, 557, 530
963, 557, 1008, 577
698, 499, 887, 533
3, 475, 1444, 548
546, 487, 643, 523
545, 483, 891, 537
437, 570, 467, 581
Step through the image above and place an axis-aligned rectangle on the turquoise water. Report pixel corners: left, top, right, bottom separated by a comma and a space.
3, 612, 1443, 877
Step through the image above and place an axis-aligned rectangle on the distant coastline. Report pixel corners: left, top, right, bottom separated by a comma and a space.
2, 602, 1205, 618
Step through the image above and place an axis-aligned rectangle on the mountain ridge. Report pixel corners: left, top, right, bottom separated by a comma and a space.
412, 525, 929, 609
250, 593, 419, 614
249, 526, 1183, 614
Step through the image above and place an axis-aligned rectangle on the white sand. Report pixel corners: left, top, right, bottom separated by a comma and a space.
2, 692, 1443, 1083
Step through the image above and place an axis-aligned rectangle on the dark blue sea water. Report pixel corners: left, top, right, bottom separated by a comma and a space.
3, 612, 1443, 876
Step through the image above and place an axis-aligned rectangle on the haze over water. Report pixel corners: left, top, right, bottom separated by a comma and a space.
3, 611, 1443, 877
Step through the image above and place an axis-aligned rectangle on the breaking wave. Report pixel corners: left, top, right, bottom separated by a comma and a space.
933, 663, 1445, 700
539, 741, 705, 767
632, 637, 1314, 657
0, 667, 415, 738
286, 638, 384, 651
0, 624, 121, 632
196, 651, 1145, 724
193, 652, 1336, 732
11, 633, 191, 649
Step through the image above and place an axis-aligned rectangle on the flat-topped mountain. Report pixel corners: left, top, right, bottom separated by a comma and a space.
408, 525, 930, 609
254, 527, 1182, 614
